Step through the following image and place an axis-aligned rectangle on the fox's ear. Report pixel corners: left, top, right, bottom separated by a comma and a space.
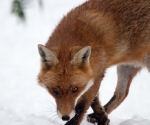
71, 46, 91, 66
38, 44, 58, 66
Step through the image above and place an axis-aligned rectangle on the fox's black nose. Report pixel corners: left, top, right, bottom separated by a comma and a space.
62, 115, 70, 121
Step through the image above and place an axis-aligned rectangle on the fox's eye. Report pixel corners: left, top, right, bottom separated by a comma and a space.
52, 88, 59, 96
72, 87, 78, 94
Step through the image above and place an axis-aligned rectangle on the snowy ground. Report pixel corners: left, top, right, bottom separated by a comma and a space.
0, 0, 150, 125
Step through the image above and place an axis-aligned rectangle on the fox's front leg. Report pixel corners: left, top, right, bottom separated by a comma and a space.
65, 93, 98, 125
87, 95, 110, 125
65, 97, 98, 125
65, 79, 103, 125
65, 101, 86, 125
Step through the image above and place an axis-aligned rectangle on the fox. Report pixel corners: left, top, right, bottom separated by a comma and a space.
37, 0, 150, 125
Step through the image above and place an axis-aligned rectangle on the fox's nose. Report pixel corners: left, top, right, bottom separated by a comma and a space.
62, 115, 70, 121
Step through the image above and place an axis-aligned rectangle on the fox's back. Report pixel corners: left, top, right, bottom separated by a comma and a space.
47, 0, 150, 46
45, 0, 150, 67
94, 0, 150, 64
97, 0, 150, 43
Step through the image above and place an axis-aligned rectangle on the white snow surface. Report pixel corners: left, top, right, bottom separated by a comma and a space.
0, 0, 150, 125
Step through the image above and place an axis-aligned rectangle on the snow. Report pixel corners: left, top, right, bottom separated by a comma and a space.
0, 0, 150, 125
118, 115, 150, 125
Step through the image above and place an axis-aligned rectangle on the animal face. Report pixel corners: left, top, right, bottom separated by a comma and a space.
38, 44, 93, 121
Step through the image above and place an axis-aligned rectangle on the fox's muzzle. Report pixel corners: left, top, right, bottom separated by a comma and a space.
57, 109, 75, 121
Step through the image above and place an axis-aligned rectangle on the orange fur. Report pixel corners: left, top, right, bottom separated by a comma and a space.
38, 0, 150, 125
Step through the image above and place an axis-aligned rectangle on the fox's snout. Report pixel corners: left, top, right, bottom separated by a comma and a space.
57, 109, 75, 121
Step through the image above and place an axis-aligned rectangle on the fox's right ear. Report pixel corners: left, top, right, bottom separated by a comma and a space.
71, 46, 91, 66
38, 44, 58, 66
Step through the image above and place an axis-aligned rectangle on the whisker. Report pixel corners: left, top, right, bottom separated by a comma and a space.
50, 114, 57, 119
49, 113, 58, 123
53, 114, 59, 123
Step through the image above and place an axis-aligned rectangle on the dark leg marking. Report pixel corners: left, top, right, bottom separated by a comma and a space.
87, 96, 110, 125
65, 101, 85, 125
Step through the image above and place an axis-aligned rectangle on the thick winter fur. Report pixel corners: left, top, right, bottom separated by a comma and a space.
38, 0, 150, 125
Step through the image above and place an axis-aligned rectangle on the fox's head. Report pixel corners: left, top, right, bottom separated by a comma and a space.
37, 44, 94, 121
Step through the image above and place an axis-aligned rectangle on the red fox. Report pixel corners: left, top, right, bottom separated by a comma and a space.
37, 0, 150, 125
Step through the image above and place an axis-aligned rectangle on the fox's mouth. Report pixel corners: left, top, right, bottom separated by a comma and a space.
57, 110, 75, 121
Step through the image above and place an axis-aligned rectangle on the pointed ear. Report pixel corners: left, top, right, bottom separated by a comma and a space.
38, 44, 58, 66
71, 46, 91, 65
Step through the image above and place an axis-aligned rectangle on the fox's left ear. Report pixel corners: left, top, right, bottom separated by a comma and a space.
71, 46, 91, 66
38, 44, 58, 66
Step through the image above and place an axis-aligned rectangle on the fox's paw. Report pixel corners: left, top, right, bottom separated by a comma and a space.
97, 113, 110, 125
87, 112, 110, 125
87, 113, 98, 124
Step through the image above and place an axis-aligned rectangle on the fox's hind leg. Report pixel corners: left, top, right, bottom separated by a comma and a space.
104, 65, 141, 114
144, 54, 150, 72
